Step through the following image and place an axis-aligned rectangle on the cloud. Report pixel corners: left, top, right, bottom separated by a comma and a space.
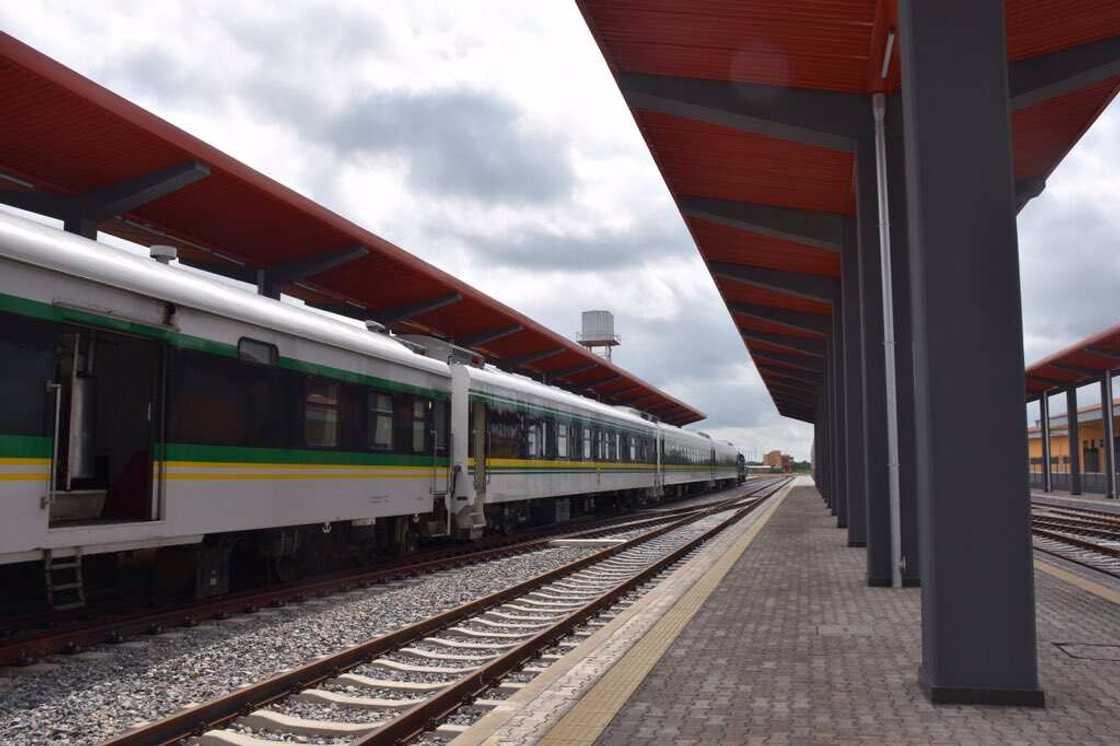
2, 0, 1117, 465
324, 89, 574, 203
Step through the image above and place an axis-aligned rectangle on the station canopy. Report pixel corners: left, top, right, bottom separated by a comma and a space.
576, 1, 1120, 423
0, 32, 703, 426
1026, 323, 1120, 399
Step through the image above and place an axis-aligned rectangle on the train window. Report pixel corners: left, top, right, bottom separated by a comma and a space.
557, 421, 569, 458
367, 392, 393, 450
583, 426, 592, 459
527, 418, 540, 458
304, 380, 341, 447
0, 312, 59, 436
244, 366, 291, 448
488, 406, 521, 459
412, 399, 428, 453
630, 436, 637, 462
433, 399, 449, 456
238, 337, 278, 365
171, 349, 246, 446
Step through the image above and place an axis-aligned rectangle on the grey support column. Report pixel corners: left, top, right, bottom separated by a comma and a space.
826, 342, 838, 514
833, 306, 848, 528
898, 0, 1043, 705
885, 95, 920, 586
855, 132, 891, 587
842, 219, 867, 547
1067, 388, 1081, 495
1103, 372, 1116, 498
1041, 394, 1052, 493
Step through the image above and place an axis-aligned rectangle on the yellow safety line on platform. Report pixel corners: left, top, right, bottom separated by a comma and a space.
1035, 558, 1120, 605
538, 480, 795, 746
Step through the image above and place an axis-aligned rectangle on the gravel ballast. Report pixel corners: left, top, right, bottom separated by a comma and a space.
0, 544, 598, 746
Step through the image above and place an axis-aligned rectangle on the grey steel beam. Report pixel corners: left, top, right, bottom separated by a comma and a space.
375, 292, 463, 324
679, 196, 843, 252
618, 71, 864, 151
740, 330, 826, 357
1041, 393, 1053, 492
1010, 35, 1120, 110
1027, 373, 1075, 389
582, 374, 622, 389
504, 347, 565, 367
1087, 346, 1120, 363
458, 324, 523, 348
710, 262, 838, 304
1049, 362, 1103, 377
766, 379, 817, 399
1102, 371, 1117, 499
759, 366, 823, 387
753, 351, 825, 373
1068, 387, 1082, 496
257, 245, 369, 299
899, 0, 1042, 706
729, 303, 831, 335
0, 160, 210, 239
550, 362, 600, 379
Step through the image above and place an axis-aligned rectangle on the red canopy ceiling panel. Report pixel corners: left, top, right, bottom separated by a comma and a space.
688, 218, 841, 277
0, 31, 704, 424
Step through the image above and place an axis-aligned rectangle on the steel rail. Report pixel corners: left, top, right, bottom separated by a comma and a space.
354, 478, 790, 745
1, 483, 763, 667
102, 478, 787, 746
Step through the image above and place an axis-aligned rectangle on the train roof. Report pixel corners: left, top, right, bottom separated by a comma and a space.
0, 212, 449, 378
462, 363, 658, 431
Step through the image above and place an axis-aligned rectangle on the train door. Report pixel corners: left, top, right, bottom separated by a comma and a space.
471, 399, 487, 498
46, 328, 162, 526
431, 398, 449, 498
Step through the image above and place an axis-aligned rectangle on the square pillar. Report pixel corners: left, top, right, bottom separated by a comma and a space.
1103, 372, 1116, 498
898, 0, 1042, 706
841, 218, 867, 547
1040, 394, 1052, 492
855, 132, 891, 587
833, 305, 848, 529
1067, 388, 1081, 495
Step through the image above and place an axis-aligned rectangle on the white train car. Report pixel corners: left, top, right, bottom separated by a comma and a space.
0, 212, 453, 582
0, 210, 744, 603
449, 364, 660, 534
656, 425, 740, 494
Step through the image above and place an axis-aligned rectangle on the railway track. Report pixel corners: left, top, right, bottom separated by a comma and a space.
103, 477, 791, 745
1031, 501, 1120, 579
0, 480, 777, 669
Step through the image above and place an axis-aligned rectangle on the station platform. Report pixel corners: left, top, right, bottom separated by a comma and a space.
1032, 490, 1120, 515
463, 479, 1120, 745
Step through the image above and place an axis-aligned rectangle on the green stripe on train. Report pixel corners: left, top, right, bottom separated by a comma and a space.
0, 291, 447, 399
0, 434, 51, 458
156, 442, 450, 467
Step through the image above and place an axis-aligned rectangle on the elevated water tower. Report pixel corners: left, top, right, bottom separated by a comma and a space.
578, 310, 621, 361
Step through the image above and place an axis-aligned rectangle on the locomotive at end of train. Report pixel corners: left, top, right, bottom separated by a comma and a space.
0, 212, 745, 607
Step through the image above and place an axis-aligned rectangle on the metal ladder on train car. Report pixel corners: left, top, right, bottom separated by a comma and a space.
43, 548, 86, 610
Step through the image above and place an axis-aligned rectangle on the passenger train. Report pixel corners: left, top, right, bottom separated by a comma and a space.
0, 212, 742, 602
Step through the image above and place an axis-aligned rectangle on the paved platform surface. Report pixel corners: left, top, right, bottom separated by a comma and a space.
584, 484, 1120, 745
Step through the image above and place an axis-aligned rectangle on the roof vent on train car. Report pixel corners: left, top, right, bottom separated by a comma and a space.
696, 431, 712, 439
150, 244, 178, 264
364, 319, 388, 334
397, 334, 483, 367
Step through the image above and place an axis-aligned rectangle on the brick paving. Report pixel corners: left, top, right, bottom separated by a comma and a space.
595, 485, 1120, 745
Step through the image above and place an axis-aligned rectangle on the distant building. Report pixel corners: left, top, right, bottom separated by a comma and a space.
763, 449, 793, 473
1026, 396, 1120, 475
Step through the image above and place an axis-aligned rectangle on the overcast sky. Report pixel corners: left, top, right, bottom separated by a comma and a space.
3, 2, 1118, 459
